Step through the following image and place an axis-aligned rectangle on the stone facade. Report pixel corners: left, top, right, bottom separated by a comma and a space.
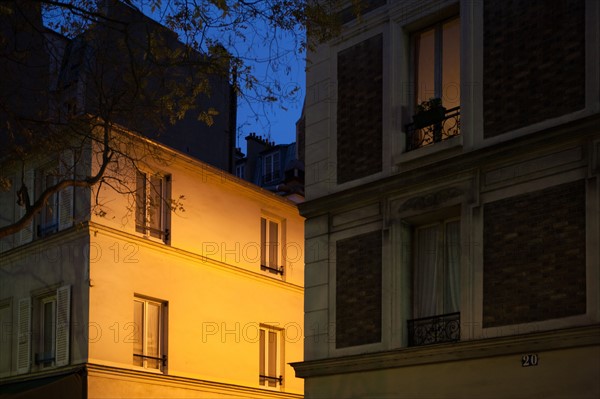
294, 0, 600, 397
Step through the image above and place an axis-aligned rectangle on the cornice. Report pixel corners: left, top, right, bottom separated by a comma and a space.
291, 324, 600, 378
86, 363, 303, 399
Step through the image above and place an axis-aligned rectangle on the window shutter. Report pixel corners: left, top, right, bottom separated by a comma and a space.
17, 297, 31, 374
58, 151, 74, 231
55, 285, 71, 367
17, 169, 34, 245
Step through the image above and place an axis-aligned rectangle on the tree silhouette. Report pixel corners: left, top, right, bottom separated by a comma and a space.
0, 0, 346, 241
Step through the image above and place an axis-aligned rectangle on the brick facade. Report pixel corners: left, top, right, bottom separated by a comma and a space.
336, 231, 382, 348
483, 0, 585, 138
483, 180, 586, 327
337, 34, 383, 184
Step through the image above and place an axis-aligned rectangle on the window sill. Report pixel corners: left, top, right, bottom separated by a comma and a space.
131, 365, 165, 375
394, 135, 462, 166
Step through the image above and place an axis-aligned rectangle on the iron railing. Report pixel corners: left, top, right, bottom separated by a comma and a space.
405, 106, 461, 151
260, 374, 283, 385
133, 353, 167, 367
407, 312, 460, 347
261, 264, 285, 275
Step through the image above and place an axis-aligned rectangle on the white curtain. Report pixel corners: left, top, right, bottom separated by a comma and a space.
413, 221, 461, 318
445, 221, 461, 313
147, 302, 160, 369
414, 225, 440, 319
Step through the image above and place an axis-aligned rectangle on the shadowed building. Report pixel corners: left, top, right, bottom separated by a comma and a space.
292, 0, 600, 397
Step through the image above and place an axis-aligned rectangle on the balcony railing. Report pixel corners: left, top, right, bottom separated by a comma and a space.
407, 312, 460, 347
405, 106, 461, 152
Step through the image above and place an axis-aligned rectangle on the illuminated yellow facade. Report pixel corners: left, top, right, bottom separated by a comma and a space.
0, 128, 304, 398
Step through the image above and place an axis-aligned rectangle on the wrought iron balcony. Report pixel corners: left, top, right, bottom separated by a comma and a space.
407, 312, 460, 347
405, 106, 461, 152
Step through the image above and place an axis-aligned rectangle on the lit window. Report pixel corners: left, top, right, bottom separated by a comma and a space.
261, 216, 283, 275
413, 17, 460, 110
259, 325, 283, 387
263, 152, 281, 184
407, 17, 461, 151
133, 297, 166, 371
136, 171, 171, 243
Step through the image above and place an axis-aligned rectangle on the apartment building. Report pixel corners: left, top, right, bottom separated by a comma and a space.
0, 125, 305, 398
292, 0, 600, 397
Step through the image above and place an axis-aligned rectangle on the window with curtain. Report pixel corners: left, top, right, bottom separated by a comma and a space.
413, 219, 461, 319
133, 297, 166, 371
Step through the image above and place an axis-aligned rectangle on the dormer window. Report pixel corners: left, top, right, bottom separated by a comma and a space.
263, 152, 280, 184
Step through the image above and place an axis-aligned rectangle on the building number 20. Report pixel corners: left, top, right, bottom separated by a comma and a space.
521, 354, 539, 367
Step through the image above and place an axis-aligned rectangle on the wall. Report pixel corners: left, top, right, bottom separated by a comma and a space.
87, 136, 304, 395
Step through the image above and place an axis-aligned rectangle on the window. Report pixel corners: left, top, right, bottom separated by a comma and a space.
36, 164, 59, 236
407, 219, 460, 346
261, 216, 283, 275
236, 163, 245, 179
136, 171, 171, 243
413, 219, 460, 318
259, 325, 283, 388
16, 286, 71, 374
133, 297, 166, 371
263, 152, 280, 184
413, 17, 460, 110
37, 295, 56, 366
407, 17, 461, 151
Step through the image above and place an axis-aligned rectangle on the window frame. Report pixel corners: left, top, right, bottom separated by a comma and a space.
135, 171, 171, 243
259, 325, 284, 389
263, 152, 281, 184
412, 217, 461, 319
411, 15, 461, 110
37, 295, 56, 367
35, 163, 60, 237
133, 296, 167, 373
235, 163, 245, 179
260, 215, 284, 275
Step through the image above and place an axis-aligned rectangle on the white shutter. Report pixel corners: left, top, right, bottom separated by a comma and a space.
17, 297, 31, 374
55, 285, 71, 367
17, 169, 34, 245
58, 151, 74, 231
